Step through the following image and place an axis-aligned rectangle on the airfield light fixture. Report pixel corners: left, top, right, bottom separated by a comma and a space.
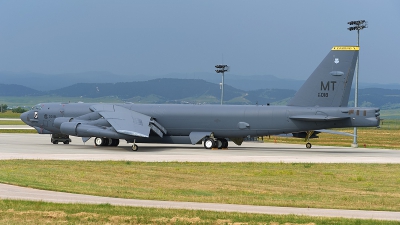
347, 20, 368, 148
215, 64, 229, 105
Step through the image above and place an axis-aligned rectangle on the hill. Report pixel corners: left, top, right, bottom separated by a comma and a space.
47, 78, 292, 105
2, 71, 400, 92
0, 84, 42, 96
1, 79, 400, 109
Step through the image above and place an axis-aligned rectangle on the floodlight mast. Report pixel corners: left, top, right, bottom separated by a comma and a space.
215, 64, 229, 105
347, 20, 368, 148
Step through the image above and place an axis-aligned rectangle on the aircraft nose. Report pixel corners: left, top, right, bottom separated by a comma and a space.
20, 111, 29, 124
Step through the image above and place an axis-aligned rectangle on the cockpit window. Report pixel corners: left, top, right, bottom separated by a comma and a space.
31, 104, 42, 110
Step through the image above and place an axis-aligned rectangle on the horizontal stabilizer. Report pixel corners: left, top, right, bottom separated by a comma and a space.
289, 115, 348, 122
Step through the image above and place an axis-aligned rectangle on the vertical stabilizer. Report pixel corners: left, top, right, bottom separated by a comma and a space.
287, 46, 359, 107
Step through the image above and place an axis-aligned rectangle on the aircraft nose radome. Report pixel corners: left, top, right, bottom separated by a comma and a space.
20, 111, 28, 124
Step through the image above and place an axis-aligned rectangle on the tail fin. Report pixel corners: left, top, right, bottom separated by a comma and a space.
287, 46, 358, 107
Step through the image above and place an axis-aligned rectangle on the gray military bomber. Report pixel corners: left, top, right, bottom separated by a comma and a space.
21, 46, 380, 150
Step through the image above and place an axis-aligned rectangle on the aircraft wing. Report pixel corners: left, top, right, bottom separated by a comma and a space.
289, 115, 349, 122
90, 104, 166, 138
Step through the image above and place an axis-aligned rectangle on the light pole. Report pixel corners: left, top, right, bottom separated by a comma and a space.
347, 20, 368, 148
215, 64, 229, 105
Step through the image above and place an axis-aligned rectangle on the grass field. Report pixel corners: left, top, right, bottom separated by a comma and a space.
0, 110, 21, 118
1, 160, 400, 212
264, 120, 400, 149
1, 200, 397, 225
0, 120, 25, 125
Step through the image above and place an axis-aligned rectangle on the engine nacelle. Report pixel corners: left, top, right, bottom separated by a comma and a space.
55, 117, 111, 129
54, 117, 73, 128
60, 122, 121, 138
60, 122, 80, 136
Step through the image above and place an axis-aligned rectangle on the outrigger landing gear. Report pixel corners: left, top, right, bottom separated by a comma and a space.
305, 131, 314, 148
131, 139, 138, 151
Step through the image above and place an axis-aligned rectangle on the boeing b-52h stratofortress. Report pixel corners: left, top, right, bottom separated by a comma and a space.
21, 46, 380, 150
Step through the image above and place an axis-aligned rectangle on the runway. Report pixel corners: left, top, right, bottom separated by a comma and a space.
1, 134, 400, 163
0, 125, 34, 129
1, 133, 400, 221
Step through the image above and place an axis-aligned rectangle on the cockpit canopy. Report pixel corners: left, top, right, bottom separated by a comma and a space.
31, 104, 42, 110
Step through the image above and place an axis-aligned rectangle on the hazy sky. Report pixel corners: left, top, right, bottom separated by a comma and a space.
0, 1, 399, 84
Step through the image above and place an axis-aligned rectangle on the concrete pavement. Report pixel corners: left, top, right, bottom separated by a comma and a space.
1, 133, 400, 221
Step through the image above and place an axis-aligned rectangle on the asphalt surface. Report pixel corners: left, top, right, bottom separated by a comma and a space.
1, 134, 400, 163
1, 133, 400, 221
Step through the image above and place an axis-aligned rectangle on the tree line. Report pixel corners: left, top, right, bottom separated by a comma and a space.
0, 104, 27, 113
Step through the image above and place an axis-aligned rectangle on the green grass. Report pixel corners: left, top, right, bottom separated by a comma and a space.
1, 160, 400, 212
1, 200, 396, 225
0, 129, 37, 133
0, 120, 25, 125
381, 109, 400, 119
0, 110, 21, 118
265, 119, 400, 149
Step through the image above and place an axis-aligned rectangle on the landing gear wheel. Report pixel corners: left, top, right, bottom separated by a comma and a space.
204, 138, 216, 149
110, 139, 120, 146
95, 137, 108, 146
131, 144, 138, 151
52, 141, 58, 144
221, 139, 228, 148
216, 139, 223, 149
63, 141, 69, 144
306, 142, 312, 149
108, 138, 113, 146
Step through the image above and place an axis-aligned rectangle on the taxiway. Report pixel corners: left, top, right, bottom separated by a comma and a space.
1, 133, 400, 221
1, 134, 399, 163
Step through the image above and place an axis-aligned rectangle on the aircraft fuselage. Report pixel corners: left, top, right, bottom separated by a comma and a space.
21, 102, 380, 145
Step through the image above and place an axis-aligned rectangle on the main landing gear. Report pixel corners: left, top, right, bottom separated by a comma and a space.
203, 138, 228, 149
94, 137, 120, 147
51, 134, 71, 145
305, 131, 314, 149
